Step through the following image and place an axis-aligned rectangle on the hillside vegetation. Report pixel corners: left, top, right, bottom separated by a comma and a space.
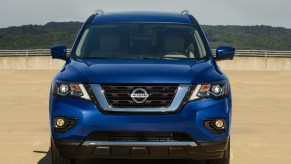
0, 22, 290, 50
203, 25, 291, 50
0, 22, 83, 50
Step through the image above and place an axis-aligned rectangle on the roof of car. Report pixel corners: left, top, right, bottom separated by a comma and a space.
90, 11, 194, 24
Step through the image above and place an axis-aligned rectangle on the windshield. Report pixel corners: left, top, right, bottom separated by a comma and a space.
74, 24, 208, 59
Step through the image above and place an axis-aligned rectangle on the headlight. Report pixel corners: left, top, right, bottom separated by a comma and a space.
52, 81, 91, 100
189, 81, 229, 101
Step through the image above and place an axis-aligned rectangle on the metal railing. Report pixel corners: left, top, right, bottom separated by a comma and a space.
0, 49, 291, 58
213, 50, 291, 58
0, 49, 51, 56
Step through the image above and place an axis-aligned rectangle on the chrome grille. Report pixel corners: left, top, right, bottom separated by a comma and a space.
101, 85, 178, 108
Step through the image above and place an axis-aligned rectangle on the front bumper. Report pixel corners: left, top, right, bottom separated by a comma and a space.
53, 138, 229, 159
49, 92, 231, 159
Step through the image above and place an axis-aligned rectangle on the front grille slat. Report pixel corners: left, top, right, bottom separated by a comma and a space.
101, 85, 178, 108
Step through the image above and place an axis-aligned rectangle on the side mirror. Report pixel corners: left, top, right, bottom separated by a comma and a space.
51, 45, 68, 60
215, 46, 235, 61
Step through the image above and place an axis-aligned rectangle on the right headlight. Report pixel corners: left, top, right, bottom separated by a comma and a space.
189, 81, 230, 101
51, 80, 91, 100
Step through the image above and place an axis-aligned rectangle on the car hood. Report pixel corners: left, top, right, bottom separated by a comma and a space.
59, 59, 227, 84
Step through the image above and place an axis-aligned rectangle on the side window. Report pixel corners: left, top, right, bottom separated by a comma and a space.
193, 30, 207, 58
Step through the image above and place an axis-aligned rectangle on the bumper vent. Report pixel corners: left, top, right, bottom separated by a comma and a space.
86, 132, 194, 142
101, 85, 178, 108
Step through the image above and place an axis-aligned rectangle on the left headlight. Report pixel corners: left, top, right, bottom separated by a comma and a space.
51, 81, 91, 100
189, 81, 230, 101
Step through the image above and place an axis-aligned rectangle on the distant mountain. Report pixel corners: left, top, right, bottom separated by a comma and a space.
0, 22, 290, 50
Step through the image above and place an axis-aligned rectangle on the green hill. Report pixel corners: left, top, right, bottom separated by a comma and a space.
0, 22, 83, 50
202, 25, 291, 50
0, 22, 290, 50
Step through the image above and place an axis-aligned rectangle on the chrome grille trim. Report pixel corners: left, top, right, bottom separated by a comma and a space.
90, 84, 190, 112
83, 141, 197, 147
101, 85, 178, 108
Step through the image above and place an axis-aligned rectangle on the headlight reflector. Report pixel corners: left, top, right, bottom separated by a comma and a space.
211, 85, 222, 95
59, 84, 69, 95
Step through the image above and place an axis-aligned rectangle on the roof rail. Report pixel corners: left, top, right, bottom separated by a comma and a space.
181, 10, 189, 15
94, 9, 104, 15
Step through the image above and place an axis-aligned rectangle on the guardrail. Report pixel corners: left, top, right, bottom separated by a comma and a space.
0, 49, 291, 58
223, 50, 291, 58
0, 49, 66, 57
0, 49, 50, 56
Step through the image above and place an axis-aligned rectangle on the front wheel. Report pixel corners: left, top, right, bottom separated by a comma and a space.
51, 139, 76, 164
206, 139, 230, 164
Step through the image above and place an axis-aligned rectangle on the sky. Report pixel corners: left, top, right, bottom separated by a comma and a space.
0, 0, 290, 28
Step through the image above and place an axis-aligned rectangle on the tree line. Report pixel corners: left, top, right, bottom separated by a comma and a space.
0, 22, 290, 50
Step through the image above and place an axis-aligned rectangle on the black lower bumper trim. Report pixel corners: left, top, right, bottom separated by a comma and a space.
53, 139, 228, 160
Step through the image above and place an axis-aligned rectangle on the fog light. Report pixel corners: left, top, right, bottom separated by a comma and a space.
56, 118, 65, 127
215, 119, 224, 128
204, 119, 226, 134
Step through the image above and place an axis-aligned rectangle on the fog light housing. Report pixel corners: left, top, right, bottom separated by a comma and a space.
54, 117, 77, 133
204, 118, 226, 134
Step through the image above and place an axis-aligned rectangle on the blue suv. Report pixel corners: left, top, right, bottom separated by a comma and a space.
50, 11, 235, 164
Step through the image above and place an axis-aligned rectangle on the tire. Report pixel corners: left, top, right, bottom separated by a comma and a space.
205, 139, 230, 164
51, 139, 76, 164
